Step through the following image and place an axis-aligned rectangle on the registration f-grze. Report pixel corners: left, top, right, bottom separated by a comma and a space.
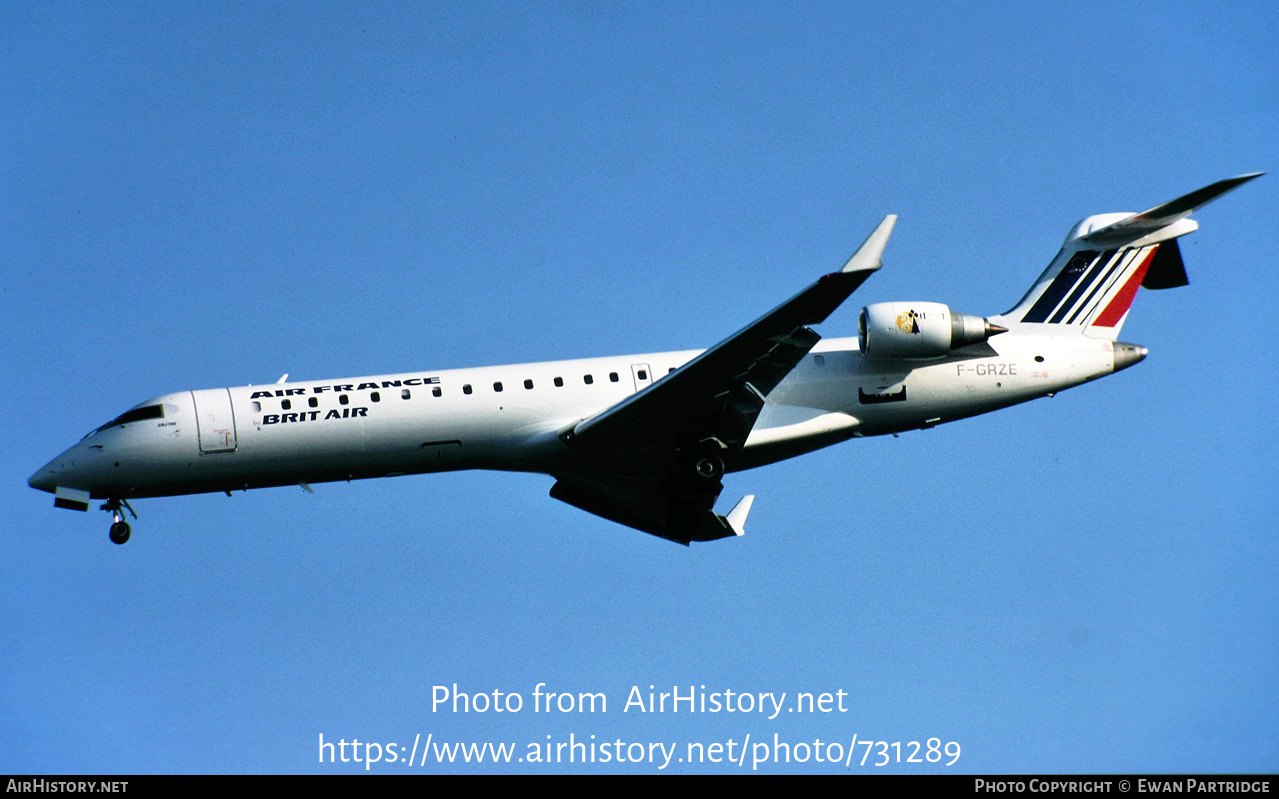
30, 175, 1261, 545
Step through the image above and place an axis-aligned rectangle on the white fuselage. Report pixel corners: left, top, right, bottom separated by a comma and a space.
31, 172, 1255, 543
30, 333, 1122, 502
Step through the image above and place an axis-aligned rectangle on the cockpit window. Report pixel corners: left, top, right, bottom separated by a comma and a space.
88, 404, 165, 437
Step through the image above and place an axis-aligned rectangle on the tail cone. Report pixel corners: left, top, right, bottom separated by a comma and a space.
1112, 342, 1148, 373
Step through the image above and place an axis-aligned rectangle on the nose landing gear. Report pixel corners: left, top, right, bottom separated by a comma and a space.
101, 499, 137, 545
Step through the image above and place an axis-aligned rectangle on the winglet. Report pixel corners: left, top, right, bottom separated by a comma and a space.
841, 214, 898, 274
1082, 172, 1263, 246
724, 494, 755, 537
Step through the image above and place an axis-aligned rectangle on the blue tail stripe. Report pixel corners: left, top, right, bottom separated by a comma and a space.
1021, 250, 1097, 323
1048, 249, 1118, 324
1068, 248, 1136, 325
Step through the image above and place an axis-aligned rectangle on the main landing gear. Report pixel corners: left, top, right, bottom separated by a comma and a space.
693, 454, 725, 481
102, 498, 137, 545
688, 438, 727, 483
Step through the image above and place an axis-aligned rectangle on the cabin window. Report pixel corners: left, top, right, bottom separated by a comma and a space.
524, 379, 533, 390
637, 370, 647, 380
584, 374, 594, 385
339, 394, 349, 406
554, 376, 563, 387
308, 397, 318, 407
463, 384, 473, 395
281, 399, 292, 410
814, 355, 825, 366
371, 392, 380, 402
669, 367, 676, 374
609, 372, 619, 382
401, 389, 411, 399
432, 386, 442, 397
1034, 355, 1045, 363
252, 401, 261, 412
493, 382, 503, 392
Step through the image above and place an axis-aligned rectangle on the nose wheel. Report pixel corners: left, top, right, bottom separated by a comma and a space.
101, 499, 137, 545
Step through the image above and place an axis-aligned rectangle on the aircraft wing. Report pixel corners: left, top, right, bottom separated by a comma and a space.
550, 472, 754, 545
565, 215, 895, 456
552, 215, 895, 544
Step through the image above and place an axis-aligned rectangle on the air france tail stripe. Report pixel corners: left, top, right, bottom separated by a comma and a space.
1073, 247, 1144, 325
1048, 249, 1119, 324
1092, 246, 1159, 327
1067, 248, 1134, 324
1021, 250, 1098, 323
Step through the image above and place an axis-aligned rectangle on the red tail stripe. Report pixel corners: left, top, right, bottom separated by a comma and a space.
1091, 246, 1159, 328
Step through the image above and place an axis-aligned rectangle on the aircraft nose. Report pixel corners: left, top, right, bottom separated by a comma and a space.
28, 464, 57, 493
28, 444, 105, 495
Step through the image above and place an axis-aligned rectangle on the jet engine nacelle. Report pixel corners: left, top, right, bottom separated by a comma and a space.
858, 301, 1006, 359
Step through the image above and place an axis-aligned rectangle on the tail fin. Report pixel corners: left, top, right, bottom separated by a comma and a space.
991, 173, 1262, 339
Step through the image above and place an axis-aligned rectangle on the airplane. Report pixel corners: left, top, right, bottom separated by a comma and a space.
29, 173, 1261, 546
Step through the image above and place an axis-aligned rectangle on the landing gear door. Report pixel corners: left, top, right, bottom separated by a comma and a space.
631, 363, 652, 393
192, 388, 238, 453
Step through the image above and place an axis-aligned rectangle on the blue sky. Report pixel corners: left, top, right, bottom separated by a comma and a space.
3, 1, 1275, 773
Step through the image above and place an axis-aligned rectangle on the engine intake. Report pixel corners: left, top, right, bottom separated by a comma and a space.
858, 301, 1006, 359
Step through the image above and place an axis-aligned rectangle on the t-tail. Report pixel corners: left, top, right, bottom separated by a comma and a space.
991, 173, 1263, 340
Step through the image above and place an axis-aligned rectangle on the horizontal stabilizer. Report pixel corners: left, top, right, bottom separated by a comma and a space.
1081, 173, 1262, 246
1141, 238, 1189, 290
994, 173, 1261, 338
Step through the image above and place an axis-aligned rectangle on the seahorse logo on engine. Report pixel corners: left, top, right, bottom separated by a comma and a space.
896, 309, 922, 334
